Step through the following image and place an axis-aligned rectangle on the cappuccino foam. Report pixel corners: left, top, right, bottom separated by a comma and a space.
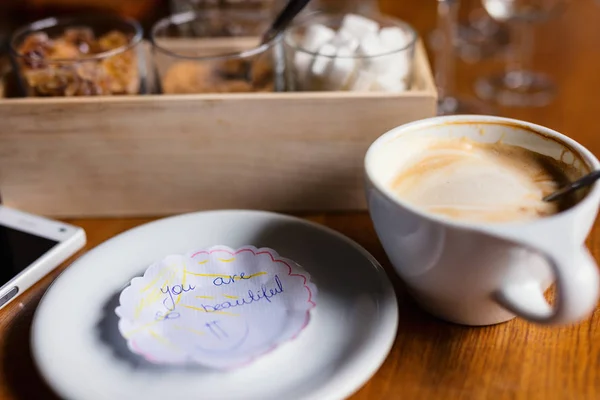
390, 138, 580, 223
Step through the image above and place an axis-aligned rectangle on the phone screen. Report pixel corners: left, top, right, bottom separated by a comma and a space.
0, 225, 58, 287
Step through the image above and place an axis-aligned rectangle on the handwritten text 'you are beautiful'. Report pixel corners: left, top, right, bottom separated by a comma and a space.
157, 272, 284, 321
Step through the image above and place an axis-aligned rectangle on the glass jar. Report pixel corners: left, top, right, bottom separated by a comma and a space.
151, 11, 283, 94
9, 15, 146, 97
284, 12, 417, 92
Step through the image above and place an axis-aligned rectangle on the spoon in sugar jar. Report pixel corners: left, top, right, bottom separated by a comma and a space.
260, 0, 313, 45
543, 170, 600, 202
231, 0, 312, 88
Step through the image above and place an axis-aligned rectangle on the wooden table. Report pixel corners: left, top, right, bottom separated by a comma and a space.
2, 1, 600, 399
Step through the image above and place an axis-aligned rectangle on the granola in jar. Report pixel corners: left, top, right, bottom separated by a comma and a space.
12, 23, 141, 97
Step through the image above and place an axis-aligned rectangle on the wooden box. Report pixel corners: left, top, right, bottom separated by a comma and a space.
0, 41, 437, 217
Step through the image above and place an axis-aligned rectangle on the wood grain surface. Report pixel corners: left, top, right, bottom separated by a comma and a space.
1, 0, 600, 399
0, 41, 435, 217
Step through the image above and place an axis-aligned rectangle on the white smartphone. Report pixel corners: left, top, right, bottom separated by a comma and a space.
0, 206, 86, 309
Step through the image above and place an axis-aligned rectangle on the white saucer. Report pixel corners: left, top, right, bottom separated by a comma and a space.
32, 210, 398, 400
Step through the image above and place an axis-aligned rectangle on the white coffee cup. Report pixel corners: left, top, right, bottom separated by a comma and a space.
365, 115, 600, 326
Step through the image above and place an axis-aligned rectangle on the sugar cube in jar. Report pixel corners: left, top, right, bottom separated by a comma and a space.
284, 13, 416, 93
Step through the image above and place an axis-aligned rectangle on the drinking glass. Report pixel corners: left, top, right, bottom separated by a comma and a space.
475, 0, 564, 107
455, 0, 510, 62
435, 0, 494, 115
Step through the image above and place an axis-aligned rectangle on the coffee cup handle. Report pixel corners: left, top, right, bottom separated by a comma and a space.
494, 245, 599, 325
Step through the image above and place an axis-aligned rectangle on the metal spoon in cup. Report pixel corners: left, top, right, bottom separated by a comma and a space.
543, 170, 600, 202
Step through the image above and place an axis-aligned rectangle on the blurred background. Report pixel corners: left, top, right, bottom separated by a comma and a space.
1, 0, 599, 146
